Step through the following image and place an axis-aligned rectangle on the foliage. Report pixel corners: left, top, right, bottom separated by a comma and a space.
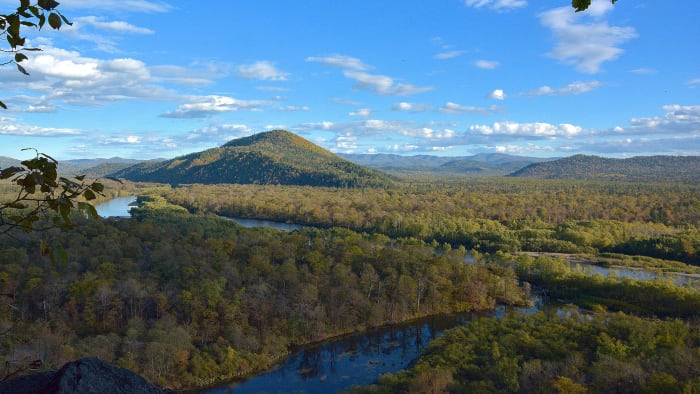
0, 0, 71, 109
500, 253, 700, 319
161, 180, 700, 264
353, 310, 699, 393
111, 130, 393, 188
0, 203, 528, 389
0, 150, 104, 236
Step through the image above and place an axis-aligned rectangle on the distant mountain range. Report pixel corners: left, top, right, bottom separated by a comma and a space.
4, 139, 698, 184
341, 153, 553, 175
510, 154, 700, 183
0, 156, 149, 178
111, 130, 392, 187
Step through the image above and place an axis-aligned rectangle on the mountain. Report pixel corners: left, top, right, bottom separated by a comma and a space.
111, 130, 392, 187
341, 153, 552, 175
61, 157, 153, 177
510, 154, 700, 182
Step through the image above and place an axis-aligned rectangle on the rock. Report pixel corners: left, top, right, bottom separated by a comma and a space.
0, 358, 174, 394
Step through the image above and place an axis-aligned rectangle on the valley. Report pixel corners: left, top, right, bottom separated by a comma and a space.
1, 130, 699, 392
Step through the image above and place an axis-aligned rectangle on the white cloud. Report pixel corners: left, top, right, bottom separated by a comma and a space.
465, 0, 527, 11
0, 117, 81, 136
488, 89, 506, 100
349, 108, 372, 117
161, 95, 271, 118
474, 60, 500, 69
435, 50, 465, 60
344, 71, 433, 96
628, 104, 700, 133
539, 1, 637, 73
75, 16, 154, 34
525, 81, 602, 96
392, 102, 433, 113
688, 78, 700, 87
440, 102, 500, 115
237, 61, 289, 81
469, 121, 583, 137
102, 135, 142, 144
306, 54, 371, 71
0, 47, 181, 107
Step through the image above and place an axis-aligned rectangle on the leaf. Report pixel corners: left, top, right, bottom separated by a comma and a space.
38, 0, 60, 11
15, 53, 28, 63
48, 12, 61, 29
58, 12, 72, 26
83, 189, 96, 201
0, 100, 6, 110
0, 166, 25, 179
91, 182, 105, 193
16, 63, 29, 76
74, 174, 85, 181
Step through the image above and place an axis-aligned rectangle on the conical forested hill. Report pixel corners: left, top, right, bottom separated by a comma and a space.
111, 130, 393, 187
509, 154, 700, 183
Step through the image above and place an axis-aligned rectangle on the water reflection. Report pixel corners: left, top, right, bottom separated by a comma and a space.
203, 313, 487, 394
94, 196, 137, 218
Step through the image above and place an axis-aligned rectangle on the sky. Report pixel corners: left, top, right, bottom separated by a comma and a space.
0, 0, 698, 160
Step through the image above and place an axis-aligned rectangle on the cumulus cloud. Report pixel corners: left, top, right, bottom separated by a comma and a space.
474, 60, 500, 69
306, 54, 370, 71
488, 89, 506, 100
161, 95, 270, 118
627, 104, 700, 133
525, 81, 602, 96
237, 61, 289, 81
539, 0, 637, 73
465, 0, 527, 11
469, 121, 583, 137
0, 47, 183, 107
344, 71, 433, 96
440, 102, 500, 115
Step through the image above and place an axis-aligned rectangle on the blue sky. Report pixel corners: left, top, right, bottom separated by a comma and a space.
0, 0, 698, 160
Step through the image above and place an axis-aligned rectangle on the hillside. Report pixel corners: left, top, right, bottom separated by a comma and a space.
510, 154, 700, 182
342, 153, 551, 175
111, 130, 392, 187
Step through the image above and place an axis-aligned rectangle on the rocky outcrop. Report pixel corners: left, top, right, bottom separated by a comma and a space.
0, 358, 174, 394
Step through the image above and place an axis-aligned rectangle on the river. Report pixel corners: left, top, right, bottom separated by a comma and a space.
94, 195, 138, 218
199, 301, 543, 394
95, 196, 697, 392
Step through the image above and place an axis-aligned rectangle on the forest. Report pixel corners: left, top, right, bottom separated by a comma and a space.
1, 175, 699, 391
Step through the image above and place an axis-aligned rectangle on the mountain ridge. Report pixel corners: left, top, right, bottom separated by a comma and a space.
111, 130, 392, 187
510, 154, 700, 182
